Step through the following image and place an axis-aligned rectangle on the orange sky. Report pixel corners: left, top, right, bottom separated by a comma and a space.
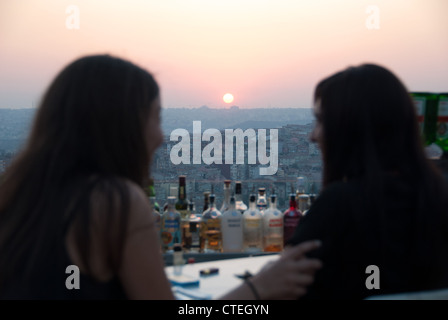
0, 0, 447, 108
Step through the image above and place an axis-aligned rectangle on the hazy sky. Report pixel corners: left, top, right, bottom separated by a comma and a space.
0, 0, 447, 109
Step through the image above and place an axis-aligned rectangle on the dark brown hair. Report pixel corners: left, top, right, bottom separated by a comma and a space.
0, 55, 159, 287
314, 63, 448, 288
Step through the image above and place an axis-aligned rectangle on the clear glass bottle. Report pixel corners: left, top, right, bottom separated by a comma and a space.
203, 191, 211, 213
163, 186, 178, 212
221, 194, 244, 253
234, 181, 247, 214
161, 196, 181, 253
200, 193, 222, 253
283, 194, 303, 246
296, 176, 306, 199
173, 243, 185, 276
256, 187, 268, 215
263, 194, 284, 252
188, 201, 201, 253
220, 180, 232, 213
243, 194, 263, 253
299, 194, 310, 216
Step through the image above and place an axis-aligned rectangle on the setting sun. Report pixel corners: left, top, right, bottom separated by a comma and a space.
223, 93, 234, 104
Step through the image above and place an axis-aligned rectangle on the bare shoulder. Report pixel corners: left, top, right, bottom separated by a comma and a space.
121, 178, 155, 232
89, 176, 154, 232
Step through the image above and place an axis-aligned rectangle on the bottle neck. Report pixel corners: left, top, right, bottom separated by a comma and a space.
249, 200, 257, 210
178, 176, 186, 200
166, 201, 175, 212
209, 196, 216, 209
229, 196, 236, 211
178, 186, 186, 200
269, 197, 277, 210
289, 197, 297, 210
235, 183, 242, 201
223, 187, 231, 205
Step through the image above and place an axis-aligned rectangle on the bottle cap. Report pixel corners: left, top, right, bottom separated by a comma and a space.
173, 244, 182, 252
249, 194, 256, 202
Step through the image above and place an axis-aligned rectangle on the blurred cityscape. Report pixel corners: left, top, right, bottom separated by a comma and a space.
0, 106, 323, 211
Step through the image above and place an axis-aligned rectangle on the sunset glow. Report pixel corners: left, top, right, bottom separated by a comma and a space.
223, 93, 234, 104
0, 0, 447, 109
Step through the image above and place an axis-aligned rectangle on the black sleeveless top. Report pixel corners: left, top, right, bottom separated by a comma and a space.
0, 241, 128, 300
1, 212, 128, 300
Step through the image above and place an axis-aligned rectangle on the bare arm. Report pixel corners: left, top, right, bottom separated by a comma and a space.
218, 241, 322, 300
118, 182, 174, 300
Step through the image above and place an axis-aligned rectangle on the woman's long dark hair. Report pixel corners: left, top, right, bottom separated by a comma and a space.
314, 63, 448, 289
0, 55, 159, 287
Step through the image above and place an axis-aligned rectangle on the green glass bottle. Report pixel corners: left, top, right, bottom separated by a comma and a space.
410, 92, 439, 145
144, 178, 160, 212
436, 93, 448, 152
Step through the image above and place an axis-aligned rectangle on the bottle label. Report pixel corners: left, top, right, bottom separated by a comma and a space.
269, 218, 283, 228
413, 97, 426, 134
245, 219, 261, 228
284, 218, 300, 227
437, 98, 448, 140
225, 218, 242, 228
201, 219, 222, 250
163, 220, 180, 229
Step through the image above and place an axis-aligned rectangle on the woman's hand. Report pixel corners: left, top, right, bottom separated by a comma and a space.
249, 240, 322, 300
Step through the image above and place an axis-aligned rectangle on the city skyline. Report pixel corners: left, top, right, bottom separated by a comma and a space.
1, 1, 447, 109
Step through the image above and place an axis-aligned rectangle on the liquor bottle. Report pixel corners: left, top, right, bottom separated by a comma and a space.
243, 194, 263, 253
234, 181, 248, 214
175, 176, 190, 250
256, 187, 268, 215
283, 194, 303, 246
188, 200, 201, 253
176, 176, 189, 219
203, 191, 211, 212
161, 196, 181, 253
299, 194, 310, 216
173, 243, 185, 276
145, 178, 160, 212
221, 194, 244, 252
436, 93, 448, 152
411, 92, 439, 145
163, 186, 178, 212
149, 196, 162, 235
220, 180, 232, 213
262, 194, 284, 252
200, 193, 222, 253
307, 193, 317, 215
309, 194, 317, 206
296, 176, 306, 199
